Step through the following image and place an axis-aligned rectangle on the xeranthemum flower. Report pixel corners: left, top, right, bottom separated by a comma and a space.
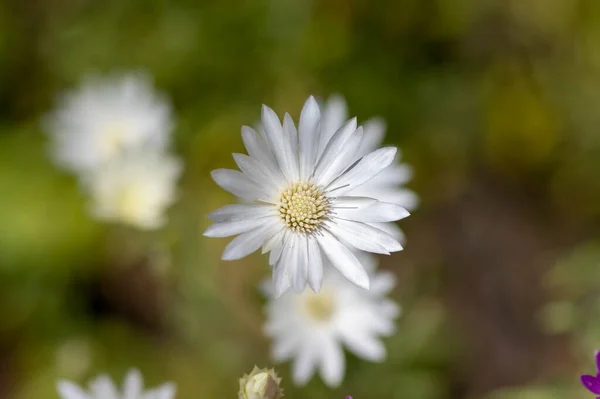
262, 253, 400, 387
57, 369, 176, 399
44, 72, 172, 174
81, 149, 182, 230
205, 96, 409, 296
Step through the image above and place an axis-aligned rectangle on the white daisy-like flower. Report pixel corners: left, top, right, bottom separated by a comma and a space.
44, 72, 172, 174
57, 369, 176, 399
320, 94, 419, 211
205, 96, 409, 296
81, 149, 182, 230
262, 252, 400, 387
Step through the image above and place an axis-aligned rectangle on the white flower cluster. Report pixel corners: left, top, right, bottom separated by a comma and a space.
44, 72, 182, 230
51, 92, 417, 394
207, 94, 417, 387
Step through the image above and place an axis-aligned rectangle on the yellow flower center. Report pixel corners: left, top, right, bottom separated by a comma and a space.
115, 184, 146, 223
101, 125, 127, 157
277, 182, 330, 233
303, 292, 335, 322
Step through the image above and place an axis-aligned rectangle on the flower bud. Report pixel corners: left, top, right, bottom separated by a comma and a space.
238, 366, 283, 399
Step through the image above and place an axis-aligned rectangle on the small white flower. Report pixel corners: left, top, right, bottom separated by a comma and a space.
205, 96, 410, 296
82, 149, 182, 230
262, 253, 400, 387
45, 72, 172, 174
57, 369, 176, 399
320, 94, 419, 211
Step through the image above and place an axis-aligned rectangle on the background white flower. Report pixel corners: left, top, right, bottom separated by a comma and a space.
81, 149, 182, 230
44, 72, 173, 174
262, 253, 400, 387
57, 369, 176, 399
205, 96, 409, 296
320, 94, 419, 212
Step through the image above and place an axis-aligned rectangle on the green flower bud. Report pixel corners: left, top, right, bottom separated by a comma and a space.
238, 366, 284, 399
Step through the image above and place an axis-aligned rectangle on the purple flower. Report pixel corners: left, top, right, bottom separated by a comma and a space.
345, 397, 353, 399
581, 351, 600, 398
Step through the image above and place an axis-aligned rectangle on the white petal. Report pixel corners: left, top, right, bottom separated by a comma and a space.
319, 337, 345, 387
210, 169, 266, 202
331, 196, 376, 208
241, 126, 280, 173
317, 230, 369, 289
56, 381, 91, 399
379, 299, 402, 318
306, 236, 323, 293
333, 199, 409, 223
316, 126, 364, 187
269, 240, 284, 265
222, 219, 281, 260
352, 188, 419, 210
283, 113, 300, 180
292, 343, 318, 386
283, 113, 298, 153
325, 220, 389, 254
261, 105, 297, 181
241, 125, 272, 161
272, 336, 300, 361
273, 255, 291, 298
262, 228, 285, 254
283, 235, 302, 293
204, 217, 273, 238
123, 369, 142, 399
264, 314, 294, 335
370, 271, 397, 295
340, 330, 386, 362
369, 222, 405, 245
298, 96, 321, 179
345, 222, 402, 253
373, 163, 413, 186
357, 117, 386, 156
207, 204, 276, 222
292, 235, 308, 292
326, 147, 397, 195
232, 153, 280, 195
89, 375, 119, 399
313, 118, 357, 185
318, 94, 348, 157
384, 189, 420, 211
353, 250, 379, 273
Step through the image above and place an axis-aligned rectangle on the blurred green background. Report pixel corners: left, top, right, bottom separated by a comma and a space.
2, 0, 600, 398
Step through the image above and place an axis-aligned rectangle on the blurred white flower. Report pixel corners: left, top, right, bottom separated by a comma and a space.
320, 94, 419, 212
44, 72, 172, 174
205, 96, 409, 297
82, 149, 182, 230
262, 253, 400, 387
57, 369, 176, 399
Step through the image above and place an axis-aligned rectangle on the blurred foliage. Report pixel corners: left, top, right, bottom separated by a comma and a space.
3, 0, 600, 398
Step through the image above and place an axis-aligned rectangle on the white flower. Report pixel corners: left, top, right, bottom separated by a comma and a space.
262, 253, 400, 387
81, 149, 182, 230
205, 96, 410, 296
44, 72, 172, 174
57, 369, 176, 399
320, 94, 419, 211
